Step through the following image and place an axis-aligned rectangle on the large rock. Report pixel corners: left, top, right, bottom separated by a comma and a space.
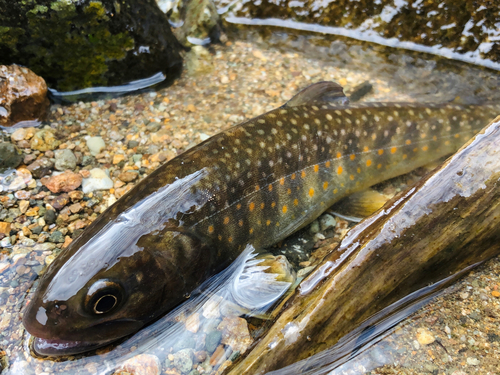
0, 0, 183, 92
219, 0, 500, 65
0, 65, 50, 127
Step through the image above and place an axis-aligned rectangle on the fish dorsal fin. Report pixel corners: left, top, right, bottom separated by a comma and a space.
285, 81, 349, 107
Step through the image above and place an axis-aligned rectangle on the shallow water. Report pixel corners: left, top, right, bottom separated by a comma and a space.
1, 20, 500, 375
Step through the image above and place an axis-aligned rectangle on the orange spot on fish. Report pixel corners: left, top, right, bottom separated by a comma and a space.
413, 147, 418, 152
208, 226, 214, 233
266, 220, 271, 226
291, 173, 296, 180
287, 188, 292, 195
314, 164, 319, 173
255, 185, 260, 191
333, 188, 338, 194
337, 166, 343, 175
350, 175, 354, 180
271, 202, 276, 208
249, 228, 254, 234
336, 152, 341, 159
363, 146, 369, 152
236, 203, 241, 210
301, 170, 306, 178
323, 181, 328, 190
280, 177, 285, 185
454, 134, 460, 138
357, 168, 361, 174
422, 146, 429, 151
268, 184, 273, 192
325, 161, 331, 168
350, 154, 356, 160
390, 147, 397, 154
366, 159, 372, 167
218, 235, 222, 241
378, 149, 384, 155
228, 237, 233, 243
238, 220, 243, 227
294, 198, 299, 206
261, 203, 265, 209
403, 154, 407, 159
405, 139, 411, 145
282, 205, 288, 213
433, 135, 438, 141
309, 188, 315, 197
223, 217, 229, 225
377, 163, 382, 169
249, 202, 255, 211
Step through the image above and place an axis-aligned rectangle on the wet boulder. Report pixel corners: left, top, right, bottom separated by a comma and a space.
0, 0, 183, 92
222, 0, 500, 65
0, 65, 50, 127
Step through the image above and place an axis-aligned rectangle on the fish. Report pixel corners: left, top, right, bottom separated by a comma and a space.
227, 115, 500, 375
22, 81, 500, 356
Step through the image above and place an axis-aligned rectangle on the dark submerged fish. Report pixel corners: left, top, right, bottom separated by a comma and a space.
22, 82, 500, 356
228, 116, 500, 375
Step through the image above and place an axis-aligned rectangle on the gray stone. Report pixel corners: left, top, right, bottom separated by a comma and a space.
0, 142, 23, 171
49, 230, 64, 243
173, 348, 194, 374
54, 149, 77, 171
205, 330, 222, 353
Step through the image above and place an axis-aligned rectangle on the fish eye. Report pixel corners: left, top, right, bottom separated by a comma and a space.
85, 280, 123, 315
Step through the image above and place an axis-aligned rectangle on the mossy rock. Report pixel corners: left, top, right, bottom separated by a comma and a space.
219, 0, 500, 64
0, 0, 183, 91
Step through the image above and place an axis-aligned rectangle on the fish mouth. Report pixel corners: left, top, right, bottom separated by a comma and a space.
31, 336, 113, 357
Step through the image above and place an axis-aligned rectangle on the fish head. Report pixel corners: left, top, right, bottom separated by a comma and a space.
22, 221, 208, 356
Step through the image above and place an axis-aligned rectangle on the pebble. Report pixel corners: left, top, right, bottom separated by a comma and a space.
467, 357, 480, 365
0, 142, 23, 170
416, 327, 435, 345
10, 127, 35, 142
319, 214, 336, 231
49, 231, 64, 243
18, 200, 29, 214
309, 220, 320, 234
27, 158, 54, 178
54, 149, 77, 171
205, 330, 222, 353
116, 354, 161, 375
86, 136, 106, 156
217, 317, 253, 354
173, 349, 194, 374
202, 295, 222, 319
0, 222, 10, 235
185, 313, 201, 333
41, 171, 82, 193
81, 168, 113, 193
30, 129, 60, 151
118, 171, 139, 182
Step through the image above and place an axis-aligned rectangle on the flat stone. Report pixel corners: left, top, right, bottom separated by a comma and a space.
41, 171, 82, 193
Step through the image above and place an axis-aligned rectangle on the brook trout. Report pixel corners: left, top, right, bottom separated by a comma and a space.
229, 115, 500, 375
22, 82, 500, 356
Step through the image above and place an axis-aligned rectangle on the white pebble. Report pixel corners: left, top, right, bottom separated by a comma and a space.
81, 168, 113, 193
86, 136, 105, 156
